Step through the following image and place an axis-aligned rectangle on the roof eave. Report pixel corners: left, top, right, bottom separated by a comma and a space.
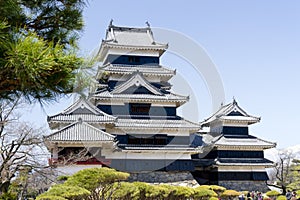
215, 144, 276, 149
92, 96, 188, 104
102, 42, 167, 54
115, 126, 200, 131
219, 118, 260, 124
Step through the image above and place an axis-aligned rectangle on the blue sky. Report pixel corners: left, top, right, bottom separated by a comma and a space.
25, 1, 300, 149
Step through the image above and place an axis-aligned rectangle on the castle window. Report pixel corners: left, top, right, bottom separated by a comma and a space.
130, 103, 151, 115
222, 126, 248, 135
128, 136, 140, 144
127, 135, 168, 145
128, 56, 140, 63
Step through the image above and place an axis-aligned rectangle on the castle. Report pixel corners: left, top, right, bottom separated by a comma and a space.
44, 23, 276, 191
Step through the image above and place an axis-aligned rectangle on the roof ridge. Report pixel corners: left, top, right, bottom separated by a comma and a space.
61, 97, 98, 115
201, 100, 260, 126
45, 121, 78, 138
48, 97, 116, 120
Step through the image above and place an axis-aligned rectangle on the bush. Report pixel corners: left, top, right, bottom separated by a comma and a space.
221, 190, 241, 200
197, 185, 212, 190
193, 186, 217, 200
36, 195, 68, 200
64, 167, 129, 199
296, 190, 300, 199
36, 184, 90, 200
132, 182, 151, 199
65, 167, 129, 191
276, 195, 286, 200
263, 196, 271, 200
149, 185, 172, 199
210, 185, 226, 194
172, 186, 194, 199
57, 175, 70, 181
0, 192, 17, 200
110, 182, 140, 200
265, 191, 281, 197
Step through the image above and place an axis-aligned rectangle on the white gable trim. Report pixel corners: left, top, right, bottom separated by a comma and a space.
111, 72, 162, 95
63, 98, 99, 115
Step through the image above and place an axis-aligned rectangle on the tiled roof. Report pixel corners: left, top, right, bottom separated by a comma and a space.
104, 25, 167, 48
201, 99, 260, 126
219, 116, 260, 122
92, 90, 188, 103
97, 24, 168, 61
115, 118, 200, 130
45, 121, 115, 142
214, 135, 276, 149
217, 158, 274, 165
99, 64, 175, 77
48, 114, 115, 123
48, 97, 116, 123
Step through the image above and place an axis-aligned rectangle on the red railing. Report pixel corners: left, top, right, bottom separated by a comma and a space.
48, 158, 58, 166
48, 157, 111, 166
76, 158, 111, 166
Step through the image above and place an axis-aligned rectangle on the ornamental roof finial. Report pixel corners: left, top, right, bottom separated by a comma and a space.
145, 21, 150, 28
233, 96, 237, 105
109, 19, 113, 27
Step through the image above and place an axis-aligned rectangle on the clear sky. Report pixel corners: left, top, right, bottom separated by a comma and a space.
24, 1, 300, 149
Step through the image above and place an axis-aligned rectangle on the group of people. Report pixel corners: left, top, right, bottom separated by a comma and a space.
239, 191, 263, 200
238, 190, 299, 200
286, 191, 298, 200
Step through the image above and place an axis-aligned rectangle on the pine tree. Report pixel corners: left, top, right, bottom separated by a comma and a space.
0, 0, 87, 102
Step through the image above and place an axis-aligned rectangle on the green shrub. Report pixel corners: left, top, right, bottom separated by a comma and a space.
65, 167, 129, 192
57, 175, 70, 181
209, 197, 219, 200
197, 185, 212, 190
111, 182, 140, 200
36, 184, 90, 200
151, 185, 172, 199
210, 185, 226, 193
132, 182, 151, 199
173, 186, 194, 199
221, 190, 241, 200
276, 195, 286, 200
0, 192, 18, 200
296, 190, 300, 199
36, 195, 68, 200
265, 190, 281, 197
193, 186, 217, 200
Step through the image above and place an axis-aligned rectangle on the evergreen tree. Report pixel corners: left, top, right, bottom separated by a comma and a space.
0, 0, 87, 102
287, 159, 300, 190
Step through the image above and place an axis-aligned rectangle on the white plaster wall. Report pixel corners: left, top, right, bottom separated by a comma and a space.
56, 165, 102, 175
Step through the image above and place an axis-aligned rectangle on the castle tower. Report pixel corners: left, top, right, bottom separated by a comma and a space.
44, 23, 276, 189
44, 23, 203, 181
193, 99, 276, 192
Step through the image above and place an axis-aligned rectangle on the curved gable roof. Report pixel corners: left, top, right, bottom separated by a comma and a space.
111, 72, 163, 95
48, 97, 116, 124
45, 120, 115, 142
201, 99, 260, 126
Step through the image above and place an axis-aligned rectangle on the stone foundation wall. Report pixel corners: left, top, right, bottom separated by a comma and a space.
218, 181, 270, 192
128, 171, 196, 184
128, 172, 270, 191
